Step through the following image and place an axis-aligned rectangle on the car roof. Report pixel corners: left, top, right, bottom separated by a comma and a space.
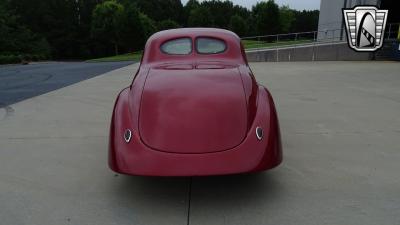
148, 28, 240, 42
142, 28, 246, 65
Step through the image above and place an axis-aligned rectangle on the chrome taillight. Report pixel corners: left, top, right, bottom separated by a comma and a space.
124, 129, 132, 143
256, 127, 264, 140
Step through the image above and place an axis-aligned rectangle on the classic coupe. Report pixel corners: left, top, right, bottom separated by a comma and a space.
109, 28, 282, 176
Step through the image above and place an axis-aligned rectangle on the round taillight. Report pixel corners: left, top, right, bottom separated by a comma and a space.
256, 127, 263, 140
124, 129, 132, 143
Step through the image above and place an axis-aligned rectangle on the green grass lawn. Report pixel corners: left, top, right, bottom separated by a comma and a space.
87, 39, 315, 62
242, 39, 314, 49
86, 52, 142, 62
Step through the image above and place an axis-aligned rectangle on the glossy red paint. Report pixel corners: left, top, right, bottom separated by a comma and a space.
109, 28, 282, 176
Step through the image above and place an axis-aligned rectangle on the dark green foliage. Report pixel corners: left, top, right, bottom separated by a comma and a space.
139, 13, 157, 41
186, 0, 251, 30
232, 5, 251, 19
0, 55, 20, 64
252, 0, 280, 35
9, 0, 80, 58
0, 0, 51, 63
91, 0, 124, 55
188, 7, 214, 27
183, 0, 200, 25
129, 0, 183, 23
1, 0, 320, 60
229, 15, 248, 37
200, 0, 234, 28
291, 10, 320, 32
280, 5, 295, 33
157, 20, 181, 31
75, 0, 107, 58
6, 0, 106, 59
119, 4, 146, 51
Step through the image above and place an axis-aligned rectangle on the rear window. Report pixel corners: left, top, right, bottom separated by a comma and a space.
196, 37, 227, 54
160, 38, 192, 55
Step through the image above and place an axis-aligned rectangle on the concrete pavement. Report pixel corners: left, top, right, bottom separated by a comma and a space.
0, 64, 189, 225
0, 61, 399, 225
191, 61, 400, 225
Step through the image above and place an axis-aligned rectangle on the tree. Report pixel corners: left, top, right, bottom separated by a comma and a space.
139, 13, 157, 41
131, 0, 183, 23
184, 0, 200, 11
291, 10, 319, 32
229, 15, 247, 37
74, 0, 106, 58
279, 5, 295, 33
7, 0, 108, 59
119, 4, 145, 51
232, 5, 251, 20
252, 0, 280, 35
200, 0, 234, 28
183, 0, 200, 25
157, 19, 180, 31
91, 0, 124, 55
188, 7, 214, 27
0, 0, 50, 59
8, 0, 83, 58
2, 0, 320, 59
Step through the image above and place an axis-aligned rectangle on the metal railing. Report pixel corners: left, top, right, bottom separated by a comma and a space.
241, 23, 400, 51
386, 23, 400, 40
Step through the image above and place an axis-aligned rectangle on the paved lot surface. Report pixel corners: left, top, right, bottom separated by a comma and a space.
0, 61, 399, 225
0, 61, 134, 106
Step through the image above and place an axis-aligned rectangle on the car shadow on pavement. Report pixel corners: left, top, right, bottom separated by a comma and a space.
110, 171, 284, 217
111, 175, 190, 198
107, 175, 190, 223
189, 172, 284, 209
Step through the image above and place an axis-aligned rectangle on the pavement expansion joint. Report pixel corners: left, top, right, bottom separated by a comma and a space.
187, 177, 192, 225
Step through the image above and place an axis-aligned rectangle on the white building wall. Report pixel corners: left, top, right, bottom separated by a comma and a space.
317, 0, 381, 40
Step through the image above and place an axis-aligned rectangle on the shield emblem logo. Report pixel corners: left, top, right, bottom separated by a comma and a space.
343, 6, 388, 52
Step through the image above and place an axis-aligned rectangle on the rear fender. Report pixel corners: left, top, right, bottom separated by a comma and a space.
108, 87, 132, 172
251, 86, 282, 171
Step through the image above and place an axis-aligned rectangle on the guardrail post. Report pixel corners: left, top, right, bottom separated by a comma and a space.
276, 35, 279, 62
335, 30, 339, 60
397, 24, 400, 40
312, 31, 316, 61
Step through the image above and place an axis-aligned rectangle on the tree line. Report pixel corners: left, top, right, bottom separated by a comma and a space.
0, 0, 319, 62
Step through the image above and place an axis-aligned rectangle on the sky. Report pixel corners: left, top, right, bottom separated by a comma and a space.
180, 0, 320, 10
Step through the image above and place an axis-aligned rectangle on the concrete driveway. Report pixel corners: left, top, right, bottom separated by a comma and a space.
0, 61, 399, 225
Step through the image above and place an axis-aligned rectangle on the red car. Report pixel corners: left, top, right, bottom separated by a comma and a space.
109, 28, 282, 176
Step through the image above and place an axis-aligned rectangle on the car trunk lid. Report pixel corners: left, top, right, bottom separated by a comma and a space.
139, 66, 247, 154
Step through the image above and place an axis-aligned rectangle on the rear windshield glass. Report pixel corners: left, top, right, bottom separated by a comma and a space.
196, 37, 227, 54
161, 38, 192, 55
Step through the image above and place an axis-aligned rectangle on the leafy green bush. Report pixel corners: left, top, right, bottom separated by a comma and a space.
0, 55, 21, 64
229, 15, 247, 37
0, 54, 49, 64
22, 54, 31, 61
157, 19, 180, 31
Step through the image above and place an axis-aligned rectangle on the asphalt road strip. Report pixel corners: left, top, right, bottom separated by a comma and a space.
0, 61, 134, 106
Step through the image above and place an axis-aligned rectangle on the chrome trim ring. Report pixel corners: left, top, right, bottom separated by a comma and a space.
124, 129, 132, 143
256, 127, 264, 140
